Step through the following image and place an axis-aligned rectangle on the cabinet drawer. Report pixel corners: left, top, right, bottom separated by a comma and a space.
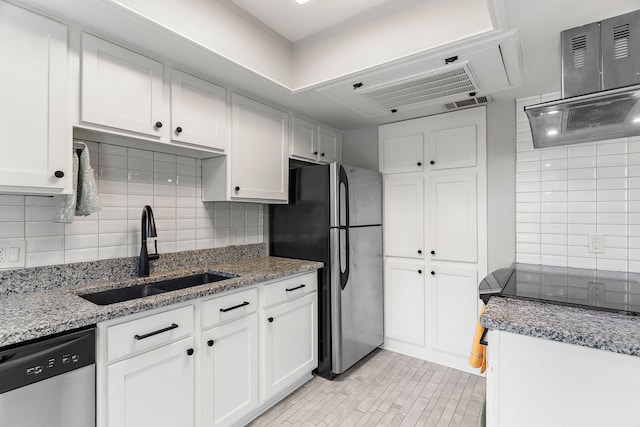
201, 287, 258, 329
107, 305, 194, 362
263, 273, 317, 309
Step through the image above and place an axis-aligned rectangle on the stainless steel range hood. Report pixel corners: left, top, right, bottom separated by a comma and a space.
525, 10, 640, 148
525, 84, 640, 148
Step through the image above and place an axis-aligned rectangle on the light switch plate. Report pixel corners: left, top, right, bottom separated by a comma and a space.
0, 239, 26, 269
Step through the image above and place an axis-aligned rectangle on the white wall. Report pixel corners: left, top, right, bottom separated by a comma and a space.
115, 0, 294, 86
342, 127, 379, 170
0, 141, 263, 269
292, 0, 492, 88
487, 100, 516, 272
516, 92, 639, 272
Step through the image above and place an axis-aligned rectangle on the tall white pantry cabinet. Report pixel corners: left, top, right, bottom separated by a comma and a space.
379, 107, 487, 373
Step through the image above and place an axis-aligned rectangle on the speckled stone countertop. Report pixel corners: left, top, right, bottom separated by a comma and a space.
481, 297, 640, 357
0, 247, 322, 348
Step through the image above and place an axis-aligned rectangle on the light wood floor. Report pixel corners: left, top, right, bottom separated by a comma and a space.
249, 349, 485, 427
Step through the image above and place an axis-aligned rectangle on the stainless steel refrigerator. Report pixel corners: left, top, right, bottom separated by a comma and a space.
269, 163, 383, 379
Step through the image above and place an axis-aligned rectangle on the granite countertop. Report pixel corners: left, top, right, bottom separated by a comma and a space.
481, 297, 640, 357
0, 255, 322, 348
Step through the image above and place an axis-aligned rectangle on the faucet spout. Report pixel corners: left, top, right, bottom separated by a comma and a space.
139, 205, 159, 277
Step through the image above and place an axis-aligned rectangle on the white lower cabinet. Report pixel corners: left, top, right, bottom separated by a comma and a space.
201, 314, 258, 427
97, 272, 318, 427
383, 260, 425, 347
107, 336, 195, 427
261, 292, 317, 402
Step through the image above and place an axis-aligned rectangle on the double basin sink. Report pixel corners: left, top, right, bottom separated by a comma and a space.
79, 272, 237, 305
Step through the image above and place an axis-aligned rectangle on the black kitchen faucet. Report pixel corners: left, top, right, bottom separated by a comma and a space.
138, 205, 159, 277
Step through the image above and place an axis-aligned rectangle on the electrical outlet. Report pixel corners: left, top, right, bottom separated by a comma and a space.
0, 239, 25, 269
588, 234, 605, 254
589, 282, 605, 302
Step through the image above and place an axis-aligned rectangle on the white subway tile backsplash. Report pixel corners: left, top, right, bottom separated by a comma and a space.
515, 92, 640, 273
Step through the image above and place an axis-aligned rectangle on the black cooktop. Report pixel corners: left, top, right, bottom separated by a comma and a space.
479, 267, 640, 316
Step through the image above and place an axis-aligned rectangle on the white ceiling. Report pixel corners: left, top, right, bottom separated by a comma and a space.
229, 0, 396, 42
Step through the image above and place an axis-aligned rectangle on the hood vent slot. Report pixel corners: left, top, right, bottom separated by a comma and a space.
571, 35, 588, 68
355, 62, 480, 111
613, 24, 630, 59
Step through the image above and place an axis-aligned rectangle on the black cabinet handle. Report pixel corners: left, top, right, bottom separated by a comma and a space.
175, 126, 182, 134
220, 301, 250, 313
155, 121, 163, 129
134, 323, 178, 340
313, 151, 318, 155
418, 270, 422, 274
431, 250, 435, 255
417, 162, 422, 166
54, 170, 64, 178
207, 340, 214, 347
286, 284, 306, 292
431, 271, 435, 275
186, 348, 194, 356
430, 160, 435, 165
321, 153, 325, 157
268, 317, 274, 323
417, 250, 422, 254
234, 186, 240, 192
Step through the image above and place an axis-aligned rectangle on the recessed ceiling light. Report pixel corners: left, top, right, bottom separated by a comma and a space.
547, 129, 559, 136
293, 0, 312, 5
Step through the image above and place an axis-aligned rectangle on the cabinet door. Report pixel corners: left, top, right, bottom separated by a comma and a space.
383, 176, 424, 258
201, 314, 258, 427
262, 292, 317, 401
427, 267, 478, 359
317, 126, 340, 163
291, 116, 317, 161
107, 337, 195, 427
81, 33, 164, 138
426, 125, 476, 170
384, 261, 425, 346
230, 94, 288, 202
0, 3, 70, 192
381, 134, 424, 174
170, 69, 227, 152
428, 173, 477, 263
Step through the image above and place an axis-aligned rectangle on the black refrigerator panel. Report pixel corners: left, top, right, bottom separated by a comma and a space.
269, 164, 334, 378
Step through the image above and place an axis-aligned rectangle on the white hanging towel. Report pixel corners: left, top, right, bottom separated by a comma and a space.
75, 146, 100, 216
53, 150, 80, 223
53, 143, 100, 223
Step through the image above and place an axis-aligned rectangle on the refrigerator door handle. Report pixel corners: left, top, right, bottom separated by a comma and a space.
339, 165, 350, 290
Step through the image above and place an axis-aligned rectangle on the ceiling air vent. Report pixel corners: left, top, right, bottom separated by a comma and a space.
354, 62, 480, 111
444, 95, 492, 110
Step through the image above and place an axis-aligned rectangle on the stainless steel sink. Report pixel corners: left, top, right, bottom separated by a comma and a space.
79, 272, 236, 305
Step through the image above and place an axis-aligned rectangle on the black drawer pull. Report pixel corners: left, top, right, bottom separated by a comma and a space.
220, 301, 250, 313
285, 284, 306, 292
207, 340, 215, 347
268, 317, 274, 323
134, 323, 178, 340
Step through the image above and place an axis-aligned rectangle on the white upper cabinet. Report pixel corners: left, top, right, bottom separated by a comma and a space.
428, 173, 478, 263
170, 69, 227, 152
0, 2, 70, 193
291, 116, 317, 160
80, 33, 165, 138
380, 134, 424, 174
383, 176, 424, 259
317, 126, 340, 163
426, 125, 477, 170
291, 116, 341, 164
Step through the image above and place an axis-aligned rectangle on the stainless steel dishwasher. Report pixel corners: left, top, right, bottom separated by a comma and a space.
0, 327, 96, 427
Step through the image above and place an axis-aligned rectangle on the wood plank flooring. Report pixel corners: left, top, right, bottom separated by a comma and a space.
249, 349, 485, 427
